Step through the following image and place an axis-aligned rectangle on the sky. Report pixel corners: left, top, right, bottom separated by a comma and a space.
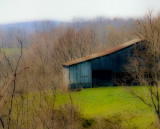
0, 0, 160, 24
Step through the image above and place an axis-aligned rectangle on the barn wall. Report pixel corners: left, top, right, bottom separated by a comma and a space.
63, 66, 70, 89
69, 61, 92, 89
90, 45, 135, 86
91, 45, 134, 72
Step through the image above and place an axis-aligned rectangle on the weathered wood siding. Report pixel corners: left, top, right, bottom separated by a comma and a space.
69, 61, 92, 89
91, 45, 134, 72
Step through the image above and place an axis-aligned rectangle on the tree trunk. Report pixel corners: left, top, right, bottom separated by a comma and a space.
0, 117, 4, 128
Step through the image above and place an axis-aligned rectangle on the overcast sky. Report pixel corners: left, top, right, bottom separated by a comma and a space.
0, 0, 160, 24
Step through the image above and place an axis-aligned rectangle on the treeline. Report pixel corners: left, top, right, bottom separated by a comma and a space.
0, 17, 134, 47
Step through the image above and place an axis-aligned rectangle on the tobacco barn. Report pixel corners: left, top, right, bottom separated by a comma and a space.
63, 39, 143, 89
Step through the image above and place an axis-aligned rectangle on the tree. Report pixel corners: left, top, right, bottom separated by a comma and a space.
0, 34, 26, 129
126, 12, 160, 122
105, 25, 133, 49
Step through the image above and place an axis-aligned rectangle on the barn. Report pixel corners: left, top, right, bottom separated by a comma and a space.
63, 39, 143, 89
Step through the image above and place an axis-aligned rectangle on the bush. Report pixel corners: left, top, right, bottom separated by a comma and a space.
82, 118, 95, 128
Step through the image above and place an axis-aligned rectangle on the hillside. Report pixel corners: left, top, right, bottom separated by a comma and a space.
0, 20, 62, 32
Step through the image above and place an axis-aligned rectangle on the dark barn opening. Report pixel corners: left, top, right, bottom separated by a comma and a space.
92, 70, 113, 87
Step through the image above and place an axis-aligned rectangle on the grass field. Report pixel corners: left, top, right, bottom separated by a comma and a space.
13, 86, 158, 128
51, 86, 157, 128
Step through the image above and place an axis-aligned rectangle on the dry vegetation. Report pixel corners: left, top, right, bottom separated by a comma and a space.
123, 12, 160, 123
0, 14, 159, 128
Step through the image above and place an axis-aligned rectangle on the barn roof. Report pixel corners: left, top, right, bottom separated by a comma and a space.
63, 38, 142, 66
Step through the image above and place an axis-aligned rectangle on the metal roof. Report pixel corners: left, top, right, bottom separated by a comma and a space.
63, 39, 142, 66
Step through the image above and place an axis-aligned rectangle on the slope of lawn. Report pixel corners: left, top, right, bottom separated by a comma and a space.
15, 86, 158, 128
53, 86, 157, 128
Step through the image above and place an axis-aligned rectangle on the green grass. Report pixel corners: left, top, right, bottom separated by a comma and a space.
15, 86, 158, 128
52, 86, 157, 128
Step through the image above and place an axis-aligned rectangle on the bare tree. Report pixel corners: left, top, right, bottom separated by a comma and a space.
126, 12, 160, 122
105, 25, 133, 49
0, 116, 4, 128
3, 36, 24, 129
